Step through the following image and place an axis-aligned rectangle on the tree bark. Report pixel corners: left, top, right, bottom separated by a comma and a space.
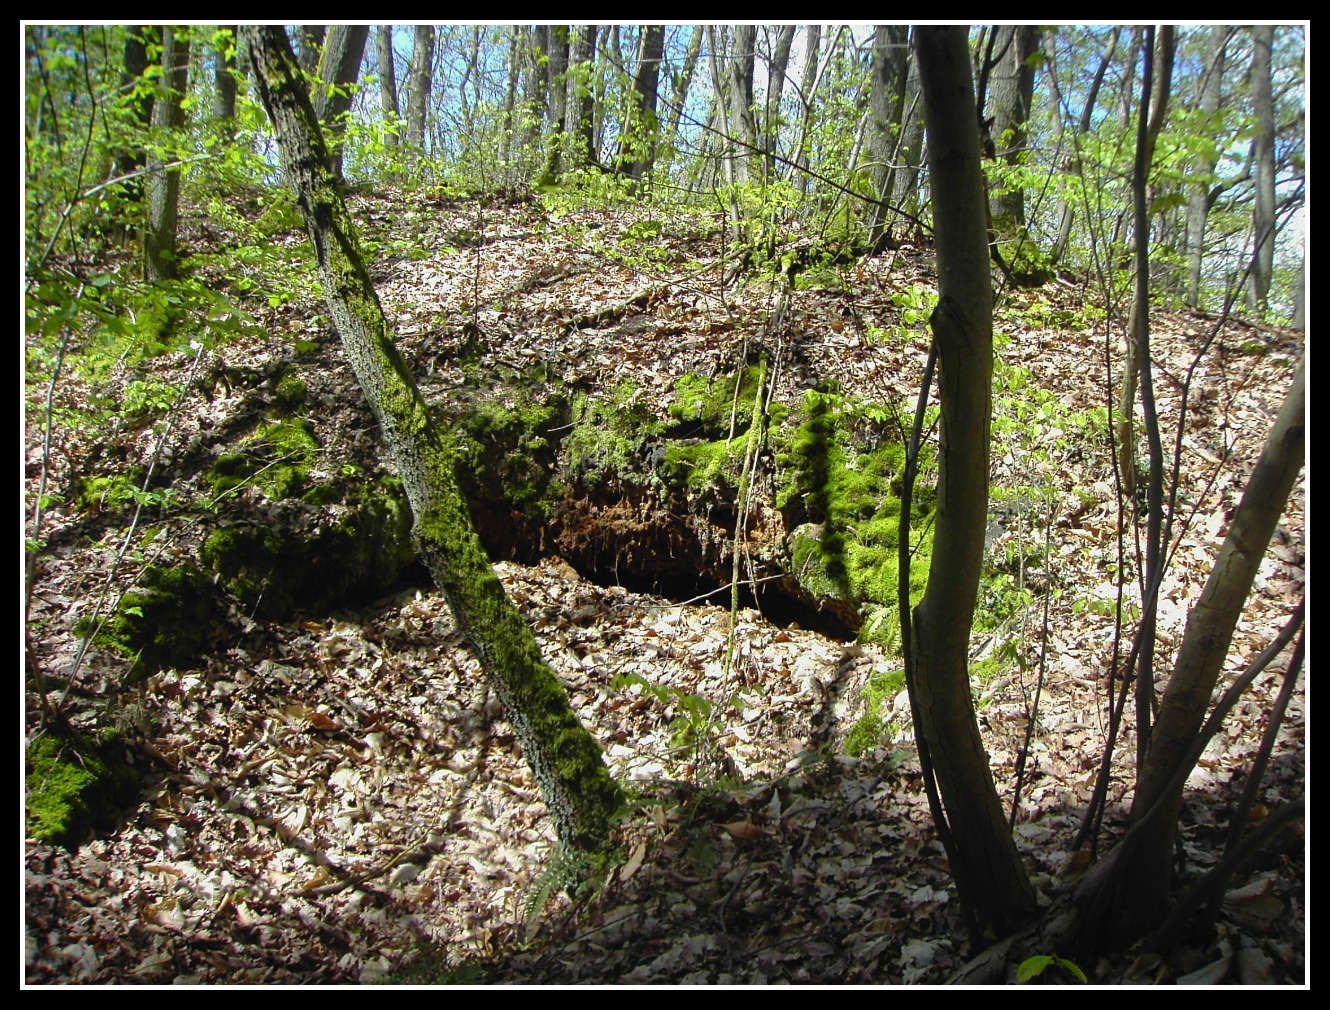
313, 25, 368, 177
297, 25, 325, 76
538, 27, 570, 183
764, 25, 796, 178
144, 27, 189, 283
792, 26, 824, 194
376, 26, 399, 142
212, 27, 238, 131
865, 25, 909, 248
1118, 354, 1304, 934
1183, 27, 1227, 308
891, 31, 926, 231
240, 25, 624, 854
566, 25, 599, 170
1247, 26, 1276, 311
910, 25, 1038, 934
520, 26, 549, 164
724, 26, 759, 186
620, 26, 665, 182
984, 26, 1040, 239
112, 25, 159, 232
499, 27, 522, 169
404, 25, 435, 164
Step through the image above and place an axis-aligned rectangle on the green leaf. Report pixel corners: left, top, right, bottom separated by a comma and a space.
1017, 955, 1054, 982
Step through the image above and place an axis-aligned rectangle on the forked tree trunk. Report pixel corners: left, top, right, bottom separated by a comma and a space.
910, 25, 1038, 935
240, 25, 623, 854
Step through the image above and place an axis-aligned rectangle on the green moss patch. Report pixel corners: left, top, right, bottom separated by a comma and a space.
98, 562, 222, 679
201, 476, 417, 619
668, 366, 764, 436
206, 417, 319, 501
773, 385, 936, 640
453, 395, 568, 521
844, 667, 906, 757
565, 382, 664, 487
26, 729, 141, 848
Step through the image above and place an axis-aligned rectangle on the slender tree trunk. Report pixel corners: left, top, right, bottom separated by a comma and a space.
313, 25, 368, 177
866, 25, 909, 248
620, 25, 664, 182
661, 27, 702, 165
240, 25, 624, 854
728, 26, 758, 185
113, 25, 158, 228
144, 27, 189, 282
765, 25, 796, 178
567, 25, 599, 170
910, 25, 1038, 934
1114, 354, 1304, 936
984, 26, 1040, 240
539, 27, 570, 183
376, 26, 399, 144
499, 26, 521, 170
891, 35, 926, 231
1183, 27, 1227, 308
792, 25, 823, 194
457, 26, 481, 139
405, 25, 435, 164
521, 26, 549, 166
1114, 27, 1174, 503
213, 26, 238, 132
1049, 27, 1119, 266
1247, 26, 1276, 312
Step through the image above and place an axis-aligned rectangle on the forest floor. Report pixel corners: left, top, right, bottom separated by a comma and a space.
24, 188, 1305, 985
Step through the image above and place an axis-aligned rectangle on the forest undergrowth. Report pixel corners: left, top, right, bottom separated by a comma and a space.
24, 187, 1304, 984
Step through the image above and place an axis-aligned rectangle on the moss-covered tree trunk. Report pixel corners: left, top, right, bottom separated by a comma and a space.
241, 26, 622, 853
910, 26, 1038, 934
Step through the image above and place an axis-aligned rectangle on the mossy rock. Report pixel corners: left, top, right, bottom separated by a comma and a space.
564, 382, 664, 487
99, 562, 222, 679
271, 372, 308, 414
772, 386, 937, 641
453, 395, 568, 521
206, 418, 319, 501
996, 240, 1054, 289
661, 435, 748, 497
201, 476, 417, 619
26, 729, 141, 848
667, 366, 764, 436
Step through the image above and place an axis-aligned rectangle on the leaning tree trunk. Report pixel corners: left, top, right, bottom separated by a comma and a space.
1115, 354, 1304, 936
240, 25, 623, 854
909, 25, 1039, 935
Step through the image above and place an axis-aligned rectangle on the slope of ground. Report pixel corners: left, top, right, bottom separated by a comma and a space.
24, 188, 1304, 984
